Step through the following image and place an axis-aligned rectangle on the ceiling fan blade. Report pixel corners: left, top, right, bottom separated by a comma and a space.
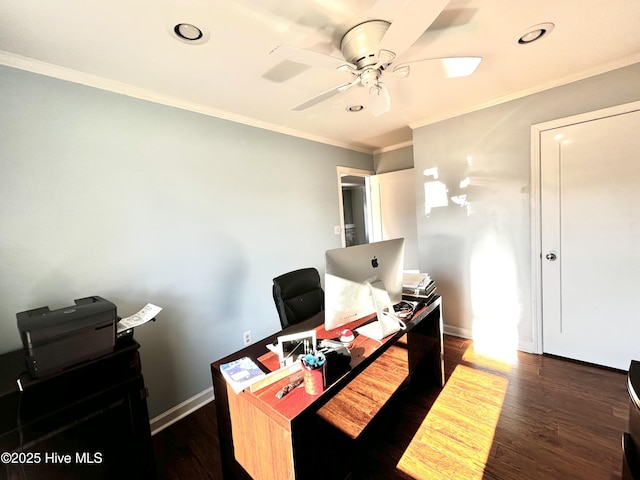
439, 57, 482, 77
396, 56, 482, 78
270, 45, 356, 71
377, 0, 451, 60
370, 82, 391, 117
292, 81, 355, 111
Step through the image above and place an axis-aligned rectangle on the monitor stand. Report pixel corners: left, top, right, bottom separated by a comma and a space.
355, 280, 406, 340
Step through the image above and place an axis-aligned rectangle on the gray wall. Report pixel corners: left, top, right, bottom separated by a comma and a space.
374, 145, 414, 173
0, 65, 372, 417
413, 62, 640, 351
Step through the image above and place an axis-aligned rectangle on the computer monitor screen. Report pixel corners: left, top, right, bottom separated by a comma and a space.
324, 238, 405, 332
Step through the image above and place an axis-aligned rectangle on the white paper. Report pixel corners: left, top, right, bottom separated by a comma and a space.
117, 303, 162, 333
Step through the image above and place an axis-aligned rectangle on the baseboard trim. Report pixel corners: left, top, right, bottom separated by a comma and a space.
517, 340, 535, 354
149, 387, 214, 436
443, 324, 536, 354
443, 325, 472, 339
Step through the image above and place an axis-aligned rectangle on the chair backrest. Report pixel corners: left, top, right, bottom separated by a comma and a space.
272, 268, 324, 329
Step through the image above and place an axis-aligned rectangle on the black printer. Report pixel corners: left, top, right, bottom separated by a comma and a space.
17, 296, 117, 378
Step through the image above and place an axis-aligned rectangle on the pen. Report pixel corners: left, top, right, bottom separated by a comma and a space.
275, 377, 303, 399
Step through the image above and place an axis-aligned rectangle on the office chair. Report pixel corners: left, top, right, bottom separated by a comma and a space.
272, 268, 324, 329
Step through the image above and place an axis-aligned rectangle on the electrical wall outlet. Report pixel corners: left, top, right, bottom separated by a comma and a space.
243, 331, 251, 346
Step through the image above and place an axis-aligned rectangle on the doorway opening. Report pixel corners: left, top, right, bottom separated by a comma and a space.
337, 167, 374, 247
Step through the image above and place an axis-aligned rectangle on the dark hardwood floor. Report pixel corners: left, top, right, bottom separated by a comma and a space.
152, 335, 629, 479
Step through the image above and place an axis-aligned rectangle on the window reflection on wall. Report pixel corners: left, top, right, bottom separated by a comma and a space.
421, 155, 522, 359
424, 156, 482, 216
423, 167, 449, 215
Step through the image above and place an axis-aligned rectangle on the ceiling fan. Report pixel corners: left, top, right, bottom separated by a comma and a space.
270, 0, 481, 116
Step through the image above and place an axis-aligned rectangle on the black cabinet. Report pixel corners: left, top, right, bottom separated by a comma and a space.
0, 341, 155, 479
623, 360, 640, 480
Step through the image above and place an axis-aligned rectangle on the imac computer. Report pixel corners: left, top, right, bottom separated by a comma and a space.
324, 238, 406, 340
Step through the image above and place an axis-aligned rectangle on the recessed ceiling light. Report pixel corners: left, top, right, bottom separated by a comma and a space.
175, 23, 202, 41
346, 105, 364, 112
518, 22, 555, 45
171, 23, 209, 45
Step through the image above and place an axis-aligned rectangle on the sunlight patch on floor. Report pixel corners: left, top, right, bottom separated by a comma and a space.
397, 363, 509, 479
469, 318, 518, 370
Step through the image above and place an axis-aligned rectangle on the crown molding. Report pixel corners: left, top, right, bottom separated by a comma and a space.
0, 51, 374, 155
410, 54, 640, 130
373, 140, 413, 156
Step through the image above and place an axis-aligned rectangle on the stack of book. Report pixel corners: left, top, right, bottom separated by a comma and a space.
402, 272, 437, 302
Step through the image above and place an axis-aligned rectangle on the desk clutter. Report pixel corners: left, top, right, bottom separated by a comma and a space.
220, 333, 352, 396
301, 352, 326, 395
219, 356, 268, 394
218, 270, 440, 399
402, 271, 437, 303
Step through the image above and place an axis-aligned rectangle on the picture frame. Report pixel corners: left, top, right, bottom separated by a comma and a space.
277, 330, 317, 367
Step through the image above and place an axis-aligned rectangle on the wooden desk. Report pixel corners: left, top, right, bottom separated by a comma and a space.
211, 296, 444, 480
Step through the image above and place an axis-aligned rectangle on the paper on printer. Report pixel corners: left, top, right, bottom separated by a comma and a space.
117, 303, 162, 333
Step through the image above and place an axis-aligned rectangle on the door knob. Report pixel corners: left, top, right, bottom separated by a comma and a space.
545, 253, 557, 261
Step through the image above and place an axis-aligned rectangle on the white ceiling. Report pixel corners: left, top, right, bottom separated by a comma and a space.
1, 0, 639, 153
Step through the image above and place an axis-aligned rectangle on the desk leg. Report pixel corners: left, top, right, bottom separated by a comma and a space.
407, 301, 444, 388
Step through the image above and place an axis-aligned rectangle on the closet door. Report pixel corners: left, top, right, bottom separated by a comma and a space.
370, 168, 419, 270
540, 107, 640, 369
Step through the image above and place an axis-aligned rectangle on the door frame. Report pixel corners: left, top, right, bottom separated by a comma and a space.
529, 100, 640, 354
336, 166, 375, 247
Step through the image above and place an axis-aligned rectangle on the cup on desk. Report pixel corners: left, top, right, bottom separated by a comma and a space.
302, 353, 326, 395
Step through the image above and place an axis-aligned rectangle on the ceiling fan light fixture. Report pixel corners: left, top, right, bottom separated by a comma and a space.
370, 82, 391, 117
377, 49, 396, 66
518, 23, 555, 45
360, 68, 381, 90
392, 65, 410, 78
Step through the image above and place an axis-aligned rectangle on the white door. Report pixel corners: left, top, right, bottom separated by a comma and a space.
369, 168, 419, 270
540, 107, 640, 369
